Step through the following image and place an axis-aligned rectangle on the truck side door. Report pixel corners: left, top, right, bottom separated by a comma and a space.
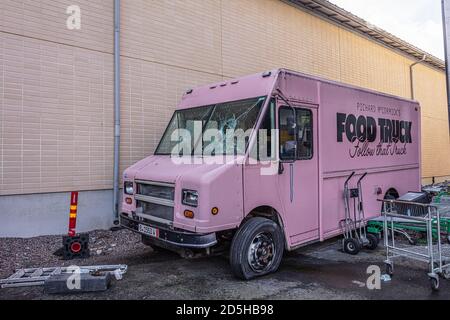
278, 105, 319, 246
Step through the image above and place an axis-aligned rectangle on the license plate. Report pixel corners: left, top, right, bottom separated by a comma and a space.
138, 224, 159, 238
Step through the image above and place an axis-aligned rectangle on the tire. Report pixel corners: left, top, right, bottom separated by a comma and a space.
230, 217, 284, 280
366, 233, 379, 250
385, 263, 394, 277
431, 277, 440, 291
374, 232, 382, 242
142, 235, 174, 254
343, 238, 361, 255
141, 235, 153, 247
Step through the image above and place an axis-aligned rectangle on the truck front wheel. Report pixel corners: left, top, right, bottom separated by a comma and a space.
230, 217, 284, 280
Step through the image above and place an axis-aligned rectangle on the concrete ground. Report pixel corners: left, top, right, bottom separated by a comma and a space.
1, 230, 450, 300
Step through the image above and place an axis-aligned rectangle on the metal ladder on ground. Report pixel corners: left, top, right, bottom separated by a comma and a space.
0, 265, 128, 289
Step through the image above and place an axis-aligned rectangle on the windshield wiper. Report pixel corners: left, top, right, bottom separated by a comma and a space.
191, 104, 217, 156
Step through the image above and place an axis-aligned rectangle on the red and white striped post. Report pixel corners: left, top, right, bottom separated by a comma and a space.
68, 192, 79, 237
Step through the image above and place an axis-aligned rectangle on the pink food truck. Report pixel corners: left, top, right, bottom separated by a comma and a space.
120, 69, 421, 280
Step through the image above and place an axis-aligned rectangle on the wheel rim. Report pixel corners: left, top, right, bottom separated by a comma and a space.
347, 241, 355, 251
248, 232, 276, 273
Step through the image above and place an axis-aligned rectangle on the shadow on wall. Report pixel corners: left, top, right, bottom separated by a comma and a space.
0, 190, 117, 238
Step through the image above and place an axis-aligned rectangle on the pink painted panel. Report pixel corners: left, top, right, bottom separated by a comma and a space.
319, 82, 420, 175
321, 168, 420, 238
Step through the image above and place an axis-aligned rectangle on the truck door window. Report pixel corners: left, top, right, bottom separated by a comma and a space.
279, 108, 297, 161
279, 107, 313, 161
296, 109, 313, 160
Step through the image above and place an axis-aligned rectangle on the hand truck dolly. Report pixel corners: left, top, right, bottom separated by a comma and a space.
340, 172, 379, 255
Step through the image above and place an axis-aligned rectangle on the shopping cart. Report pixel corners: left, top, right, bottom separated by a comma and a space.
380, 199, 450, 291
367, 216, 450, 246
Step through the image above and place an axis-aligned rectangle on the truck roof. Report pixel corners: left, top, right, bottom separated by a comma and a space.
278, 68, 419, 105
179, 68, 419, 110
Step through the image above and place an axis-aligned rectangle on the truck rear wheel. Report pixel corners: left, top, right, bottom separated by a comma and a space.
142, 235, 174, 254
230, 217, 284, 280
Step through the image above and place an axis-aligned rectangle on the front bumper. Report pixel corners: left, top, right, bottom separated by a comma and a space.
120, 213, 218, 249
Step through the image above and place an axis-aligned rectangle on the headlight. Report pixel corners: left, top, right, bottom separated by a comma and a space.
182, 190, 198, 207
124, 181, 134, 195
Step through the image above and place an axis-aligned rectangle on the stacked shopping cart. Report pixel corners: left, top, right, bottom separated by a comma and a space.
378, 198, 450, 291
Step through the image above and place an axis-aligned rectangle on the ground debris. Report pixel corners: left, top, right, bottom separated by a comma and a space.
0, 229, 146, 279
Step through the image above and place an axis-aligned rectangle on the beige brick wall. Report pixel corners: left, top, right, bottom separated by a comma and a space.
0, 0, 114, 53
0, 0, 114, 195
1, 0, 449, 196
414, 64, 450, 180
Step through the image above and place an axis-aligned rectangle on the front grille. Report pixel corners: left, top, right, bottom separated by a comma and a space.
137, 181, 174, 200
136, 201, 174, 222
135, 180, 175, 224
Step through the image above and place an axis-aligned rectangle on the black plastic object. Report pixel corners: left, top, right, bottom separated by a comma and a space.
349, 188, 359, 198
396, 192, 430, 217
120, 213, 217, 248
44, 273, 111, 294
398, 192, 429, 203
62, 234, 90, 260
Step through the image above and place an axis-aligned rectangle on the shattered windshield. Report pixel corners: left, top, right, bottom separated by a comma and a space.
155, 97, 266, 156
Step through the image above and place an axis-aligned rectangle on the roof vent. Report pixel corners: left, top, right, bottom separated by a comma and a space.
262, 71, 272, 78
